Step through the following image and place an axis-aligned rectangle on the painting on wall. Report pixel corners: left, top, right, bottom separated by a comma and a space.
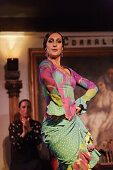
29, 47, 113, 148
62, 55, 113, 147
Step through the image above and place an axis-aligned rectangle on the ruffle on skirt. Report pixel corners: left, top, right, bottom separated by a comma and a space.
41, 114, 100, 170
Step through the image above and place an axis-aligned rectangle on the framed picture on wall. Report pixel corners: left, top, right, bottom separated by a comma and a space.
29, 47, 113, 147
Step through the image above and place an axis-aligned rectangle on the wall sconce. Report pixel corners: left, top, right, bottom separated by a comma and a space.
7, 58, 18, 71
5, 58, 20, 80
5, 57, 22, 122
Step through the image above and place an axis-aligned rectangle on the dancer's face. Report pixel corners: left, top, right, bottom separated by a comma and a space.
46, 33, 63, 59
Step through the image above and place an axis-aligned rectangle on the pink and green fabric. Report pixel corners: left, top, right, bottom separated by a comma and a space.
39, 59, 100, 169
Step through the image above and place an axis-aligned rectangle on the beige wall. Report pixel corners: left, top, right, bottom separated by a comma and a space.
0, 32, 45, 170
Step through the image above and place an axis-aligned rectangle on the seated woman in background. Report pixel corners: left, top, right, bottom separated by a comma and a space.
9, 99, 52, 170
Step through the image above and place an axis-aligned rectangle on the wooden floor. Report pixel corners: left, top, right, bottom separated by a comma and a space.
93, 163, 113, 170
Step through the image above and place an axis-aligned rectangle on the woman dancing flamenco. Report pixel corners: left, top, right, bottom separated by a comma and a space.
39, 32, 100, 170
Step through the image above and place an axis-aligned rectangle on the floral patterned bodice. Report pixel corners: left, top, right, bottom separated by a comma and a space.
39, 59, 98, 121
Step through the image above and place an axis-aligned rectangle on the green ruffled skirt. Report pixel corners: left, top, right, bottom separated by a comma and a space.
41, 114, 100, 169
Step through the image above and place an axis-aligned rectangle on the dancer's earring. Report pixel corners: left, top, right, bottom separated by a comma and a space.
61, 52, 63, 58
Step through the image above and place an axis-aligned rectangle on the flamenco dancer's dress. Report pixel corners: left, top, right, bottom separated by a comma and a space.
39, 59, 100, 170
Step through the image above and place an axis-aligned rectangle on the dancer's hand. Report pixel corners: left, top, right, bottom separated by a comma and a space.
76, 106, 81, 115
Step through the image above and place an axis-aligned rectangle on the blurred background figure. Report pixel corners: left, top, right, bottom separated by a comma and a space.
9, 99, 52, 170
87, 78, 113, 146
103, 68, 113, 91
